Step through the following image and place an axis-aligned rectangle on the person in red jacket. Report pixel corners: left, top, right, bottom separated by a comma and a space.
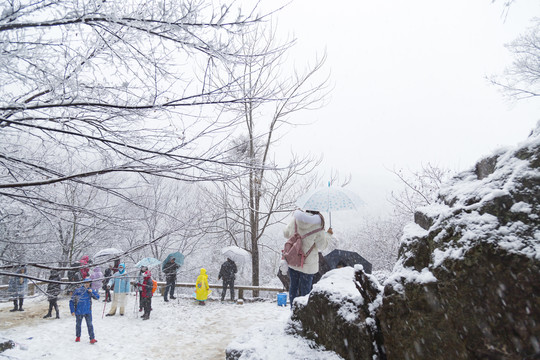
136, 270, 154, 320
80, 255, 90, 279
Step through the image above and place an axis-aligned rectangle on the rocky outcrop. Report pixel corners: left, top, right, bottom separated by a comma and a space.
290, 268, 384, 360
288, 122, 540, 360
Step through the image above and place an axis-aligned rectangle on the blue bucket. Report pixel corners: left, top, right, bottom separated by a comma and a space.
277, 292, 287, 307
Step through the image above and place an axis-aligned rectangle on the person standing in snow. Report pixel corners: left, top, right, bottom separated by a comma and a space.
8, 265, 28, 312
79, 255, 91, 279
283, 209, 333, 308
66, 262, 82, 295
163, 257, 179, 302
102, 264, 113, 302
106, 263, 130, 316
136, 266, 148, 312
44, 269, 62, 319
195, 268, 210, 306
136, 270, 154, 320
218, 258, 237, 302
69, 277, 99, 344
90, 266, 103, 293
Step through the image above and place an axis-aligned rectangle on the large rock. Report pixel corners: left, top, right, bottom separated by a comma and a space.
290, 267, 384, 360
287, 122, 540, 360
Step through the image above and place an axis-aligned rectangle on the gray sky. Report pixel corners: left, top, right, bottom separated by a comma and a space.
269, 0, 540, 217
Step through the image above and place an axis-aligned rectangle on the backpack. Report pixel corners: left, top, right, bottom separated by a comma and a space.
152, 280, 158, 294
282, 221, 324, 268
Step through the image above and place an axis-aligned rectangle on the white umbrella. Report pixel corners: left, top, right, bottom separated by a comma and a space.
93, 248, 123, 262
221, 246, 250, 266
296, 185, 364, 227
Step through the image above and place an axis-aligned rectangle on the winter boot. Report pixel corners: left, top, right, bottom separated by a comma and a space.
10, 300, 18, 312
18, 298, 24, 311
75, 337, 80, 342
90, 339, 97, 344
56, 314, 60, 319
43, 313, 51, 318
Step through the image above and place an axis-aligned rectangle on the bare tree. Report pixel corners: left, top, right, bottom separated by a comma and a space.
0, 0, 277, 275
337, 215, 404, 274
490, 18, 540, 100
123, 176, 207, 279
388, 163, 452, 222
0, 0, 268, 202
204, 24, 329, 293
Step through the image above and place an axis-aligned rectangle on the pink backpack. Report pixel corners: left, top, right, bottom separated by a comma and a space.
282, 221, 324, 268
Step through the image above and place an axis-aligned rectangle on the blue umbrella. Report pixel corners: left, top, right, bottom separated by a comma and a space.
136, 257, 162, 268
162, 252, 185, 270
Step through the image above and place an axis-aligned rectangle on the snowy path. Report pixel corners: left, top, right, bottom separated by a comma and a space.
0, 295, 290, 359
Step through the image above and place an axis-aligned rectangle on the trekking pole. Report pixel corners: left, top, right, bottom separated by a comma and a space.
134, 287, 139, 318
102, 291, 108, 319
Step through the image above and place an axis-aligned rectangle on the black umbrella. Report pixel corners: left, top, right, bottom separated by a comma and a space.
323, 249, 372, 274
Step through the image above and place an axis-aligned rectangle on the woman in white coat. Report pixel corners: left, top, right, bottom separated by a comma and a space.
283, 209, 333, 307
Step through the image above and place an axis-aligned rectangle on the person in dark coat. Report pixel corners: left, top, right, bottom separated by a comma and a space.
163, 257, 179, 302
136, 270, 154, 320
66, 262, 82, 295
44, 269, 62, 319
70, 278, 99, 344
102, 264, 113, 302
218, 258, 237, 302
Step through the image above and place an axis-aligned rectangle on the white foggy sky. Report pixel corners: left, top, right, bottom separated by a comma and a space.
267, 0, 540, 217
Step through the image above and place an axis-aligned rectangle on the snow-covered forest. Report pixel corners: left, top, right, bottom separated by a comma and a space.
0, 0, 421, 290
1, 0, 539, 358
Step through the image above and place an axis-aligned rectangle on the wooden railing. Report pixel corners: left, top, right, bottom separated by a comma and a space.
0, 280, 286, 299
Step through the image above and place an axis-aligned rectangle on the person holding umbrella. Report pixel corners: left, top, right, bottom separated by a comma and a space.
218, 258, 237, 302
163, 257, 179, 302
283, 209, 333, 308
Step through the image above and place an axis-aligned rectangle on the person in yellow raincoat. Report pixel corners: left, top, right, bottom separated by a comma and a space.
195, 268, 210, 306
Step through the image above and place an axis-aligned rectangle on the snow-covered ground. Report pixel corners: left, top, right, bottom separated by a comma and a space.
1, 292, 344, 359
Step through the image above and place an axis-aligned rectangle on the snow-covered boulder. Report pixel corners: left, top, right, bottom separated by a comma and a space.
288, 122, 540, 360
377, 122, 540, 359
290, 266, 384, 360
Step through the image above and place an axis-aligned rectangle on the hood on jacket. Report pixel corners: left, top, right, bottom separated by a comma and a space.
200, 268, 206, 275
118, 263, 126, 274
80, 255, 89, 264
293, 210, 325, 232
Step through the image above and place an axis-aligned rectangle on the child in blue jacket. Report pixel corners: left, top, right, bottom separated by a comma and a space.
69, 278, 99, 344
